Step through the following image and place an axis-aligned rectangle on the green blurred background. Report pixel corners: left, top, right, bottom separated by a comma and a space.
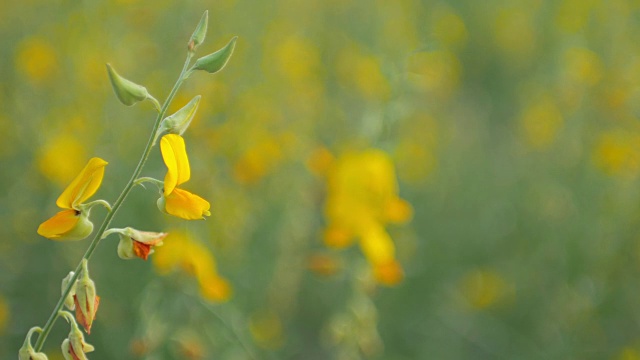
3, 0, 640, 359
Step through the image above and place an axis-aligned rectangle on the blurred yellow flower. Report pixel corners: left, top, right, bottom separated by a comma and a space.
15, 36, 59, 85
555, 0, 599, 33
520, 96, 564, 150
37, 157, 107, 240
459, 269, 509, 310
0, 295, 8, 334
593, 130, 640, 178
618, 347, 640, 360
158, 134, 211, 220
306, 146, 335, 177
307, 252, 342, 277
152, 231, 231, 302
432, 6, 468, 50
233, 136, 283, 185
493, 7, 536, 63
250, 310, 284, 349
337, 48, 391, 101
275, 35, 320, 85
37, 134, 87, 186
407, 50, 461, 100
563, 47, 603, 87
324, 149, 411, 285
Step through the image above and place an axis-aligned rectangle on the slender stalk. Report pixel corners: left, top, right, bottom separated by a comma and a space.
35, 53, 193, 351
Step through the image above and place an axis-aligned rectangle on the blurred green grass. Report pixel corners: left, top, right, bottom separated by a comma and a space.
3, 0, 640, 359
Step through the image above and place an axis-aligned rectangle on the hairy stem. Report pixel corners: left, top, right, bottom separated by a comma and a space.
35, 53, 193, 351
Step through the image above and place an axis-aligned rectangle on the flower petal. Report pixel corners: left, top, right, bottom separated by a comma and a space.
199, 275, 232, 302
56, 157, 108, 209
133, 241, 153, 260
164, 188, 210, 220
385, 198, 412, 224
73, 294, 100, 334
358, 222, 395, 265
160, 134, 191, 195
37, 209, 80, 239
373, 260, 404, 286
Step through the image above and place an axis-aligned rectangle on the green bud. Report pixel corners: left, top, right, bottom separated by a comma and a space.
188, 10, 208, 52
192, 36, 237, 74
106, 63, 151, 106
19, 327, 48, 360
158, 95, 201, 137
75, 260, 99, 334
62, 323, 94, 360
61, 271, 77, 311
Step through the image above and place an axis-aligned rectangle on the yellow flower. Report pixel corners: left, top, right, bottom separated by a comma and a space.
158, 134, 210, 220
152, 231, 231, 302
37, 157, 108, 240
323, 149, 411, 286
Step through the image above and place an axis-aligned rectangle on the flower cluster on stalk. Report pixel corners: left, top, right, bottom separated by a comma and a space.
23, 11, 236, 359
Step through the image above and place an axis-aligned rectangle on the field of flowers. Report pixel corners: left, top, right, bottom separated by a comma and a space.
3, 0, 640, 359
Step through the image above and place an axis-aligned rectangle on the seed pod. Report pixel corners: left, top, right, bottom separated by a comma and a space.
192, 37, 237, 74
106, 63, 151, 106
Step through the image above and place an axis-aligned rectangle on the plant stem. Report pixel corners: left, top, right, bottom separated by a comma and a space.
35, 53, 193, 351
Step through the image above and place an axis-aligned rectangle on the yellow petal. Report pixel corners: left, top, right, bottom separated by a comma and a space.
37, 209, 80, 239
56, 157, 108, 209
152, 232, 189, 274
160, 134, 191, 195
199, 275, 232, 302
359, 222, 396, 265
164, 188, 210, 220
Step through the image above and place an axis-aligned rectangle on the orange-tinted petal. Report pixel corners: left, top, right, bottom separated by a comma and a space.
56, 157, 108, 209
74, 294, 100, 334
373, 260, 404, 286
323, 225, 354, 248
307, 253, 342, 276
160, 134, 191, 195
385, 198, 413, 223
164, 188, 210, 220
37, 209, 80, 239
133, 241, 153, 260
199, 275, 232, 302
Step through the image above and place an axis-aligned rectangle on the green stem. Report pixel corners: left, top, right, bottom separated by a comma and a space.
34, 53, 193, 351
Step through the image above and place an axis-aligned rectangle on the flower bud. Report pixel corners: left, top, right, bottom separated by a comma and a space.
62, 322, 95, 360
192, 36, 237, 74
188, 10, 208, 52
115, 227, 167, 260
62, 271, 77, 310
19, 345, 48, 360
19, 327, 48, 360
106, 63, 151, 106
74, 260, 99, 334
157, 95, 201, 137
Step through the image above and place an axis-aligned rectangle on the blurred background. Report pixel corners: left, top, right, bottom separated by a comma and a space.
2, 0, 640, 359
